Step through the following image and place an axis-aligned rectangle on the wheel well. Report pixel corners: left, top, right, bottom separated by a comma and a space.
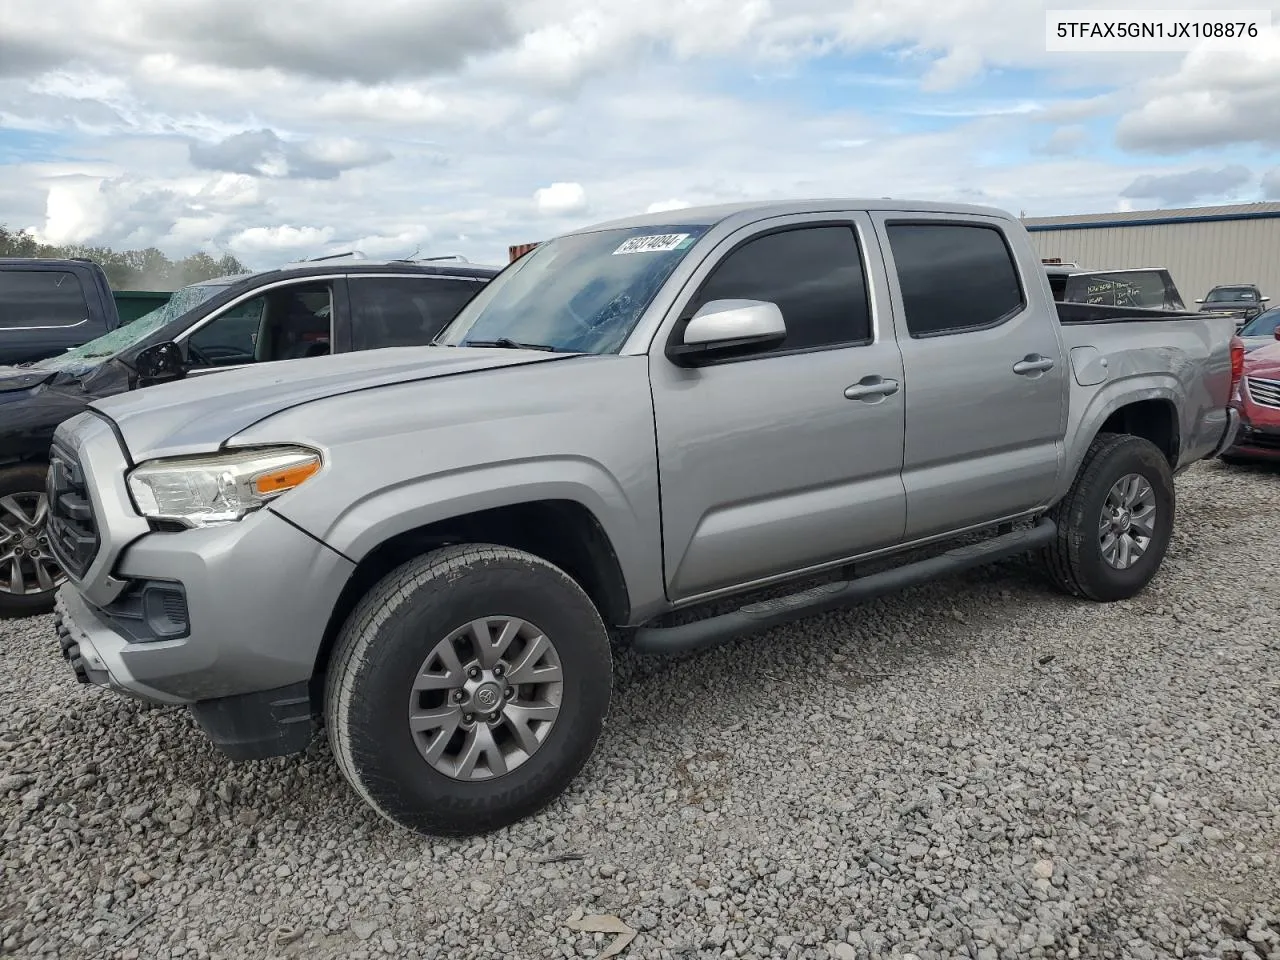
1098, 399, 1179, 465
310, 499, 630, 696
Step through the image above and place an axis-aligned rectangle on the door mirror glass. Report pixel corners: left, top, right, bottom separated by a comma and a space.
668, 299, 786, 366
134, 340, 186, 384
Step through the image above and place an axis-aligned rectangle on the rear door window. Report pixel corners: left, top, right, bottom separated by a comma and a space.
886, 222, 1025, 337
349, 277, 484, 351
0, 270, 91, 329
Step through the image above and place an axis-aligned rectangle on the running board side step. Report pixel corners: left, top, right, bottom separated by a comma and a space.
631, 517, 1057, 656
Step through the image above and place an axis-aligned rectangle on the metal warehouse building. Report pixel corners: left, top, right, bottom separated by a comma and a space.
1022, 202, 1280, 306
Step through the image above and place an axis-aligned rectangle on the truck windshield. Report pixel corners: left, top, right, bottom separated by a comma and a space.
1239, 307, 1280, 337
436, 224, 711, 354
1206, 286, 1257, 302
33, 279, 238, 373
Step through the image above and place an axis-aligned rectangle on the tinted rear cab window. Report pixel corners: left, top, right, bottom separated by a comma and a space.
0, 270, 91, 329
886, 223, 1024, 337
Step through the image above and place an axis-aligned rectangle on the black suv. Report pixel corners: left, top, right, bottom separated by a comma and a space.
0, 258, 499, 618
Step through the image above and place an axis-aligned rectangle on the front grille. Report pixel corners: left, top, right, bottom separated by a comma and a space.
47, 444, 99, 579
1248, 376, 1280, 409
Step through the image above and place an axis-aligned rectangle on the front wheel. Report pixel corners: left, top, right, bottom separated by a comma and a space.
324, 544, 613, 836
0, 464, 66, 619
1041, 433, 1175, 601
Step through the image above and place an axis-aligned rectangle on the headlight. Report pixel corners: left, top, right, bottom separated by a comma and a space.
127, 445, 321, 528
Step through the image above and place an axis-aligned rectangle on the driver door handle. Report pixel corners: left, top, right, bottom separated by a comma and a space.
844, 376, 900, 401
1012, 354, 1056, 375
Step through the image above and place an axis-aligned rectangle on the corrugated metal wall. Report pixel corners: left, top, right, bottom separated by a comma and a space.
1026, 219, 1280, 305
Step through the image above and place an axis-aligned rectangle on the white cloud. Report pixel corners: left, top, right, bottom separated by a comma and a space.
3, 0, 1277, 267
1116, 25, 1280, 152
533, 181, 587, 215
228, 225, 335, 258
37, 177, 113, 245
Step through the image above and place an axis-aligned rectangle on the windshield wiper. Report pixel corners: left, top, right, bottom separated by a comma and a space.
461, 337, 560, 352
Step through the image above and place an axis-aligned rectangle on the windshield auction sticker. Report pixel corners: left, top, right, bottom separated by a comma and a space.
613, 234, 693, 255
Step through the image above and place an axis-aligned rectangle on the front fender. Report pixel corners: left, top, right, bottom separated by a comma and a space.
227, 356, 669, 622
300, 457, 663, 614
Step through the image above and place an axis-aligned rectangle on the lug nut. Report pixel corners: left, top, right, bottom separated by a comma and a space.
488, 712, 500, 723
493, 665, 505, 678
504, 687, 515, 699
463, 713, 474, 724
453, 690, 466, 703
468, 667, 481, 679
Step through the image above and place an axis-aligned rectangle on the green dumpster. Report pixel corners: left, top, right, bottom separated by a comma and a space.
113, 290, 173, 325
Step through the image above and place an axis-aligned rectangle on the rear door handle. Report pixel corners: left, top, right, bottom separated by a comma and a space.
1012, 354, 1056, 376
844, 376, 900, 401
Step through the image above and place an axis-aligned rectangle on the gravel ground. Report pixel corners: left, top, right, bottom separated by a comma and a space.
2, 459, 1278, 960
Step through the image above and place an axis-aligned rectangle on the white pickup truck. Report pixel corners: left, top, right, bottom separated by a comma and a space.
50, 198, 1241, 835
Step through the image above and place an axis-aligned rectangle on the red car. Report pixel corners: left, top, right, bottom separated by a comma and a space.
1222, 339, 1280, 464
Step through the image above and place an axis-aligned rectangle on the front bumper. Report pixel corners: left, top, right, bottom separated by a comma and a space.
1223, 418, 1280, 461
56, 588, 315, 758
47, 411, 357, 757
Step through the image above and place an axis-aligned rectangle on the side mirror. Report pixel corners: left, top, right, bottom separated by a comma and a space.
667, 299, 787, 367
1194, 298, 1204, 304
134, 341, 186, 384
1263, 296, 1271, 302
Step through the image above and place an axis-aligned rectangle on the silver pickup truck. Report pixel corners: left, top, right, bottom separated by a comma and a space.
48, 199, 1242, 836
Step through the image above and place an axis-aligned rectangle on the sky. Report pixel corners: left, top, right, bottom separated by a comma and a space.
0, 0, 1277, 269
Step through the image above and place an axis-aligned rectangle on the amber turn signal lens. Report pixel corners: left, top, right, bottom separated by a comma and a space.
254, 460, 320, 497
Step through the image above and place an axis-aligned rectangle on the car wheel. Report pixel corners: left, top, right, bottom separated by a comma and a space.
0, 464, 65, 619
324, 543, 613, 836
1041, 432, 1175, 602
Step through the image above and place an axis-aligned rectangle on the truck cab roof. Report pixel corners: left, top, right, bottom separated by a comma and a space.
572, 198, 1019, 235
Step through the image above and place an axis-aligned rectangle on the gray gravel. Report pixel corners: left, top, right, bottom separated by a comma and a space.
2, 459, 1279, 960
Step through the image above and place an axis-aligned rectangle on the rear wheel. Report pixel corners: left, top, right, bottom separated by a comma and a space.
1041, 433, 1175, 601
325, 544, 612, 836
0, 464, 64, 619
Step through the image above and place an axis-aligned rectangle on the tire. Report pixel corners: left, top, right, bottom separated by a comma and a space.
324, 544, 613, 836
0, 463, 63, 620
1041, 432, 1175, 602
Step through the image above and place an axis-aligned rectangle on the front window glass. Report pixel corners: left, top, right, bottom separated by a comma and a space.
0, 270, 89, 329
436, 225, 710, 354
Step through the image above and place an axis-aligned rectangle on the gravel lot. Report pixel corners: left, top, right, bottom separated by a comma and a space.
2, 460, 1278, 960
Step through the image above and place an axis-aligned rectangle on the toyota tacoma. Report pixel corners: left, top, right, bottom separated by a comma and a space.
48, 199, 1241, 835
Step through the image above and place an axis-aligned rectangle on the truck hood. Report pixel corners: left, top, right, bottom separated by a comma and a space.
90, 346, 579, 461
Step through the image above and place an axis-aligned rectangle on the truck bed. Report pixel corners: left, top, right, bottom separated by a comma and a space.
1055, 301, 1207, 325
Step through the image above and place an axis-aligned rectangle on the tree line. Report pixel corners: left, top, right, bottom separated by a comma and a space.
0, 224, 248, 291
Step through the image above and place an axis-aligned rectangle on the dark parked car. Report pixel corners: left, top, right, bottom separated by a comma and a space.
0, 258, 122, 366
0, 258, 497, 618
1197, 284, 1269, 328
